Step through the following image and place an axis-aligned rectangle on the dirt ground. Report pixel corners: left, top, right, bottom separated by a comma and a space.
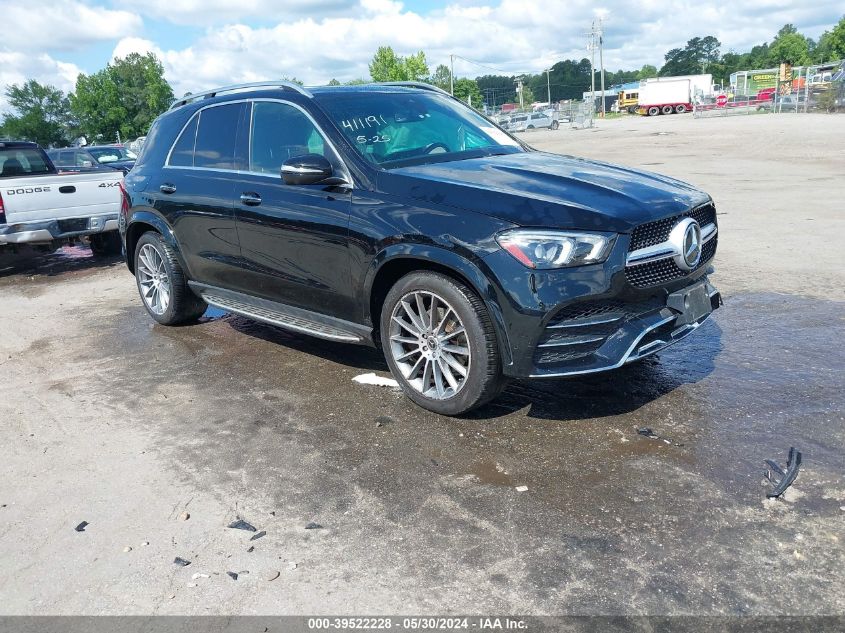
1, 113, 843, 617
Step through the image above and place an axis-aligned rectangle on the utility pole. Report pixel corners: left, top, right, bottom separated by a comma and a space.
546, 68, 551, 106
450, 54, 455, 95
598, 17, 606, 118
515, 77, 524, 110
589, 22, 596, 115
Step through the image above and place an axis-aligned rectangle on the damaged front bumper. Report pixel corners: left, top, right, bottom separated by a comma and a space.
526, 279, 721, 378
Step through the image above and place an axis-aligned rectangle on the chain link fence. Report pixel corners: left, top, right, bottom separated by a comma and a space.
695, 62, 845, 118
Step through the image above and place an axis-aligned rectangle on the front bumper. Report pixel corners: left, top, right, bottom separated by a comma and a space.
479, 230, 720, 379
526, 280, 720, 377
0, 214, 119, 245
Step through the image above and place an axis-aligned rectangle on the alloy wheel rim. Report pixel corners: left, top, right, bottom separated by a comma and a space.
389, 290, 471, 400
137, 244, 170, 315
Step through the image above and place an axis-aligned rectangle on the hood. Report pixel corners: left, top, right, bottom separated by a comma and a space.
383, 151, 710, 233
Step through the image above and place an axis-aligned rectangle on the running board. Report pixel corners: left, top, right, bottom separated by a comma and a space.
189, 283, 370, 344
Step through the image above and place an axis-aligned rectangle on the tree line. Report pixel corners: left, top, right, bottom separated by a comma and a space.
3, 16, 844, 147
1, 53, 173, 148
363, 18, 845, 107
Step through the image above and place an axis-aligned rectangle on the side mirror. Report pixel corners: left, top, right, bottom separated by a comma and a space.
281, 154, 334, 185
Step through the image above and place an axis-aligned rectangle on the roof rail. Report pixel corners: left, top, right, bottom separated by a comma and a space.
375, 81, 452, 96
170, 81, 313, 109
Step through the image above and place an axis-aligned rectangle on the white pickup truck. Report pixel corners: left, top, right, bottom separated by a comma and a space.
0, 140, 124, 255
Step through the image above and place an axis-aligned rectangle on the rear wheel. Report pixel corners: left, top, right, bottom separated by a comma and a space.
647, 106, 660, 116
674, 104, 687, 113
89, 232, 122, 257
380, 271, 504, 415
134, 231, 206, 325
550, 120, 559, 130
661, 105, 674, 115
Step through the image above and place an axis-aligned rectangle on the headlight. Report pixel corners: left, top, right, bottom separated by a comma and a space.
496, 230, 614, 269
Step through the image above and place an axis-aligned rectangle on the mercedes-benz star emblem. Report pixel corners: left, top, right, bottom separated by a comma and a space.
668, 218, 702, 271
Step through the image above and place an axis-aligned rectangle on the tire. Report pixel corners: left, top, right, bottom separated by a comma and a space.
527, 125, 534, 129
647, 106, 660, 116
134, 231, 206, 326
89, 232, 122, 257
674, 104, 687, 113
380, 271, 504, 416
550, 120, 559, 130
661, 105, 674, 115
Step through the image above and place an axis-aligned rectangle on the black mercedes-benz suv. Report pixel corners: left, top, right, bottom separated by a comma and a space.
120, 81, 720, 415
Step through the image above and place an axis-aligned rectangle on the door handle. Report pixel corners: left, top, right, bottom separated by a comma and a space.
240, 192, 262, 206
59, 185, 76, 194
159, 183, 176, 194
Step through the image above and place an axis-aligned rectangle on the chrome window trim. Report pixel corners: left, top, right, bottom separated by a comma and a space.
164, 99, 247, 169
162, 97, 352, 187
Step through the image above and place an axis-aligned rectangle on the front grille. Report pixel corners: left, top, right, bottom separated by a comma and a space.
629, 203, 717, 251
626, 234, 717, 288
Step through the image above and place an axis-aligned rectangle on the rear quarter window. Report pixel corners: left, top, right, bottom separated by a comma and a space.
167, 114, 199, 167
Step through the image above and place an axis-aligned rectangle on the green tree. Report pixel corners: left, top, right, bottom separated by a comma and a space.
767, 24, 811, 65
0, 80, 73, 147
453, 78, 482, 107
636, 64, 658, 80
429, 64, 452, 91
660, 36, 722, 76
827, 16, 845, 59
71, 52, 173, 142
403, 51, 429, 81
368, 46, 429, 82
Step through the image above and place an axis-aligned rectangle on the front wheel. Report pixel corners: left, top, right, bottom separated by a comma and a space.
134, 231, 206, 325
380, 272, 504, 415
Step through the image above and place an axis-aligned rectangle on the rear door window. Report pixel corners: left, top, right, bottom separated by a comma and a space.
194, 104, 241, 170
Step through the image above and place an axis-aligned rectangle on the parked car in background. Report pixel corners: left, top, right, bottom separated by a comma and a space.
120, 81, 720, 415
507, 112, 559, 131
47, 145, 136, 175
128, 136, 147, 155
1, 141, 124, 255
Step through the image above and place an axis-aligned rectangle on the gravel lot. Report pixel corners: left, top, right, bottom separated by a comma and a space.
1, 113, 843, 616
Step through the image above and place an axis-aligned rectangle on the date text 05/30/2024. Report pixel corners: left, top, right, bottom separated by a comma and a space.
307, 617, 528, 630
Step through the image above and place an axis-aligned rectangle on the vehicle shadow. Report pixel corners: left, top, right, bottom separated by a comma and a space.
223, 315, 389, 373
224, 312, 723, 422
0, 244, 123, 281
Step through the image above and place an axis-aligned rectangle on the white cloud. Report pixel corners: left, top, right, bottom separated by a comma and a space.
116, 0, 359, 26
2, 0, 843, 116
0, 0, 140, 51
0, 51, 82, 113
109, 0, 840, 99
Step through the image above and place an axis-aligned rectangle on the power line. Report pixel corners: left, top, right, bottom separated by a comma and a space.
451, 55, 538, 77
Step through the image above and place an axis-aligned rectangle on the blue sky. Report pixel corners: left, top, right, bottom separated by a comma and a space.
1, 0, 842, 112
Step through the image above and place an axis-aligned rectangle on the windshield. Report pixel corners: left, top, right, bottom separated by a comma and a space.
315, 90, 524, 168
88, 147, 137, 163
